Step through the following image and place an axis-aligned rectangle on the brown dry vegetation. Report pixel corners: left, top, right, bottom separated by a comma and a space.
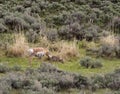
30, 36, 80, 61
6, 33, 29, 57
100, 34, 119, 47
49, 40, 80, 61
5, 34, 79, 61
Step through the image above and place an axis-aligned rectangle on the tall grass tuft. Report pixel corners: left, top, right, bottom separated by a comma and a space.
36, 37, 80, 61
51, 41, 80, 61
100, 34, 119, 47
38, 36, 50, 48
6, 33, 29, 57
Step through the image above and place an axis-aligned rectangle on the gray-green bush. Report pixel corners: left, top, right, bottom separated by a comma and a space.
92, 69, 120, 90
80, 56, 103, 68
0, 63, 89, 93
0, 64, 10, 73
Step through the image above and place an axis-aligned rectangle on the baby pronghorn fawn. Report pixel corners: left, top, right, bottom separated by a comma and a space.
27, 47, 52, 65
47, 55, 64, 63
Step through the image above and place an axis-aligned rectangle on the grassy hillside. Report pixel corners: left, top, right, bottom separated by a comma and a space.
0, 0, 120, 34
0, 0, 120, 94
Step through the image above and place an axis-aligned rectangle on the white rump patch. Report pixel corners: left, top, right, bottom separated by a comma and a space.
28, 49, 34, 55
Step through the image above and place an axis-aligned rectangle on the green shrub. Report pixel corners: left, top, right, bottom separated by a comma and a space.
115, 44, 120, 58
74, 74, 89, 89
0, 23, 7, 33
58, 74, 74, 89
31, 4, 41, 13
115, 69, 120, 74
98, 44, 117, 58
11, 65, 22, 71
31, 22, 41, 30
0, 64, 9, 73
46, 29, 58, 41
75, 0, 86, 5
91, 75, 106, 89
23, 14, 36, 24
92, 69, 120, 90
58, 22, 82, 40
65, 11, 87, 24
84, 25, 101, 41
114, 91, 120, 94
21, 88, 55, 94
87, 35, 120, 58
36, 63, 89, 90
104, 73, 120, 90
92, 60, 103, 68
38, 62, 58, 72
80, 56, 92, 68
0, 33, 15, 50
14, 5, 25, 13
80, 56, 102, 68
5, 73, 33, 89
52, 15, 65, 26
26, 29, 40, 43
0, 0, 120, 32
0, 0, 5, 3
48, 2, 65, 11
0, 80, 11, 94
25, 67, 35, 75
0, 63, 89, 92
58, 23, 102, 41
23, 0, 32, 8
4, 15, 30, 31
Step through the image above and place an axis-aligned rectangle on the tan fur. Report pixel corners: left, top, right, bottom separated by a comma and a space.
33, 47, 50, 56
28, 47, 50, 65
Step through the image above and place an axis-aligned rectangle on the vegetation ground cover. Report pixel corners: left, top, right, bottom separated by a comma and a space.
0, 55, 120, 77
0, 0, 120, 93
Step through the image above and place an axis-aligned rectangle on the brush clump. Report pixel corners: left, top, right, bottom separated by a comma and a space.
6, 33, 29, 57
100, 35, 119, 47
50, 41, 80, 61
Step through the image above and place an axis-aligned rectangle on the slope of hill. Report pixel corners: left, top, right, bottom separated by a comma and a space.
0, 0, 120, 94
0, 0, 120, 41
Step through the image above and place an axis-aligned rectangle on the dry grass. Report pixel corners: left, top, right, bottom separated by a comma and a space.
6, 33, 29, 57
100, 34, 119, 47
79, 39, 97, 49
34, 36, 80, 61
32, 36, 51, 49
50, 40, 80, 61
6, 34, 79, 60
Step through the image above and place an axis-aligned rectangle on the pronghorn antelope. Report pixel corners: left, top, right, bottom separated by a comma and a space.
48, 55, 64, 63
27, 47, 52, 64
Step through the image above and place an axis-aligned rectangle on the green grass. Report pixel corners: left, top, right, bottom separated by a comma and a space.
0, 45, 120, 77
0, 57, 41, 70
0, 56, 120, 77
0, 48, 120, 94
53, 58, 120, 77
